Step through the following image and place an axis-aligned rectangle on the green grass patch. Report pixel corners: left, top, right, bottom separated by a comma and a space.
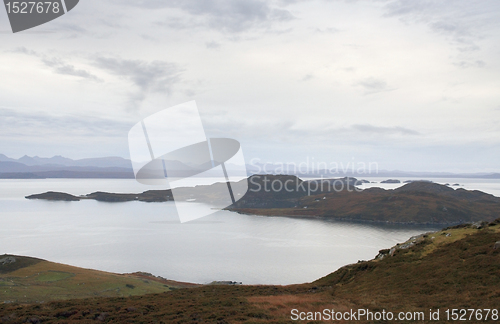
36, 271, 75, 282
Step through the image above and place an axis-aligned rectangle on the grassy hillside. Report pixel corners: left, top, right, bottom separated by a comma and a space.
0, 255, 197, 305
1, 219, 499, 323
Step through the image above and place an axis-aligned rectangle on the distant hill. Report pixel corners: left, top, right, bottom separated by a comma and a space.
0, 154, 134, 179
1, 219, 498, 322
0, 154, 132, 168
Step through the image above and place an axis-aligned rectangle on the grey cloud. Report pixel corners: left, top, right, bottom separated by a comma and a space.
355, 77, 393, 94
91, 56, 183, 110
350, 124, 420, 136
0, 108, 131, 138
429, 20, 472, 44
342, 67, 356, 72
92, 56, 182, 92
453, 60, 486, 69
457, 45, 480, 53
301, 74, 314, 82
203, 115, 420, 146
382, 0, 500, 58
12, 47, 37, 56
56, 23, 89, 35
315, 27, 340, 34
206, 41, 222, 49
12, 47, 100, 81
119, 0, 294, 33
41, 57, 102, 81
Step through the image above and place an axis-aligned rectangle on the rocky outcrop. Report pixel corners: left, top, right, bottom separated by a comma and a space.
0, 256, 15, 265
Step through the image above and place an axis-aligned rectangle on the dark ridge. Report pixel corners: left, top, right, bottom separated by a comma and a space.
394, 181, 455, 194
0, 254, 44, 274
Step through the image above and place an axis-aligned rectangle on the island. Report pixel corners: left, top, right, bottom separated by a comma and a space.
381, 179, 401, 183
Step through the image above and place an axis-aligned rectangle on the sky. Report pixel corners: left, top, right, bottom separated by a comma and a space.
0, 0, 499, 173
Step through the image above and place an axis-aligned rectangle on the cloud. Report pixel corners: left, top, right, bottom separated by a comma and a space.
0, 108, 131, 138
206, 41, 222, 49
350, 124, 421, 136
315, 27, 340, 34
354, 77, 394, 94
453, 60, 486, 69
91, 56, 183, 109
41, 57, 102, 81
119, 0, 294, 33
12, 47, 100, 81
301, 74, 314, 82
203, 113, 421, 146
382, 0, 500, 61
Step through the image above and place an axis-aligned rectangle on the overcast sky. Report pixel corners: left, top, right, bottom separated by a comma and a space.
1, 0, 499, 172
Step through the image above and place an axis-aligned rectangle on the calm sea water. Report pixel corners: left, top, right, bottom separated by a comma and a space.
1, 178, 497, 285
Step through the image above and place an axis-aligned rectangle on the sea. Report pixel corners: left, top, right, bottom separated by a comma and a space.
1, 177, 499, 285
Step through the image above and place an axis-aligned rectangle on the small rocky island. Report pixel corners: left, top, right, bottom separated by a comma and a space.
381, 179, 401, 183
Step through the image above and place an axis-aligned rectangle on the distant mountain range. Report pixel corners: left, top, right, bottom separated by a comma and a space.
1, 154, 500, 179
0, 154, 134, 179
0, 154, 132, 168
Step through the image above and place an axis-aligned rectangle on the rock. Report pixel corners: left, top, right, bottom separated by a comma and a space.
489, 218, 500, 226
472, 221, 489, 229
452, 183, 460, 186
0, 257, 15, 265
494, 241, 500, 249
376, 249, 390, 260
96, 312, 108, 322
